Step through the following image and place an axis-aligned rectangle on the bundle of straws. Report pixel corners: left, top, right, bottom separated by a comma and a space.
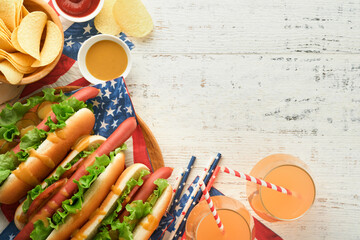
160, 153, 222, 240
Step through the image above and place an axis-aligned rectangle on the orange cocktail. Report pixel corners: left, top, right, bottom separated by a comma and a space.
186, 196, 255, 240
247, 154, 316, 222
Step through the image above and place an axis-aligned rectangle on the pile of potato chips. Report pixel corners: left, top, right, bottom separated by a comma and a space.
95, 0, 153, 37
0, 0, 62, 84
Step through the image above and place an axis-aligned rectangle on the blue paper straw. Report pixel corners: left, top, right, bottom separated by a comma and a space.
168, 156, 196, 214
174, 153, 222, 239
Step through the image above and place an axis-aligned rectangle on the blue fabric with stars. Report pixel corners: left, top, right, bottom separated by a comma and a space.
63, 19, 134, 61
66, 77, 135, 138
0, 221, 17, 240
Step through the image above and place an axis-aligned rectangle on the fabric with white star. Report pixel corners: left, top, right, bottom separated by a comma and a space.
66, 78, 135, 138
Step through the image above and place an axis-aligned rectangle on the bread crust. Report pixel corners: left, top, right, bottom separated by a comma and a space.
0, 108, 95, 204
47, 152, 126, 240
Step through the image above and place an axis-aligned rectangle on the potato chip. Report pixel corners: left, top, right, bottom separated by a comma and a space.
10, 27, 27, 53
0, 19, 12, 37
21, 6, 29, 18
0, 0, 17, 31
0, 50, 36, 74
113, 0, 153, 37
0, 60, 23, 84
32, 21, 62, 67
0, 32, 16, 52
15, 0, 24, 27
94, 0, 122, 35
17, 11, 47, 60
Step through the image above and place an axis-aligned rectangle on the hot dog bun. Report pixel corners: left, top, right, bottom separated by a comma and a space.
47, 152, 125, 240
0, 108, 95, 204
133, 185, 172, 240
72, 164, 173, 240
14, 135, 107, 230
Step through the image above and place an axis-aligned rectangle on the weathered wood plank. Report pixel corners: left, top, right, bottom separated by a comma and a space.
128, 54, 360, 239
134, 0, 360, 54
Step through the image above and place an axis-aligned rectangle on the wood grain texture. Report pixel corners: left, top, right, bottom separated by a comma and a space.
123, 0, 360, 235
133, 0, 360, 54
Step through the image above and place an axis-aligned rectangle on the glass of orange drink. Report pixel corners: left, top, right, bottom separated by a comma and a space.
185, 196, 255, 240
247, 154, 316, 222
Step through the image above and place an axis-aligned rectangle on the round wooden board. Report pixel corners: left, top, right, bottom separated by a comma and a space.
22, 86, 164, 170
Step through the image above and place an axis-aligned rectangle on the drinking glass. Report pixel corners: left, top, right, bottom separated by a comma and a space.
185, 196, 255, 240
246, 154, 316, 222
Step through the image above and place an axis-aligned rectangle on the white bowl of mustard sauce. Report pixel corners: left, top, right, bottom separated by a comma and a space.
78, 34, 132, 84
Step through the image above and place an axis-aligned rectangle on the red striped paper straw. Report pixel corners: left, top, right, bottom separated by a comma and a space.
199, 179, 225, 233
220, 166, 294, 196
200, 166, 220, 201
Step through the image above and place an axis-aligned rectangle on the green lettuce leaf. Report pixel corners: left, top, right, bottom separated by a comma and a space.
124, 200, 152, 231
15, 150, 29, 162
45, 97, 89, 132
23, 145, 99, 213
30, 219, 53, 240
44, 145, 99, 186
22, 185, 45, 214
0, 96, 42, 127
42, 88, 68, 103
93, 229, 112, 240
0, 127, 48, 186
112, 220, 133, 240
0, 125, 20, 142
0, 151, 19, 185
147, 178, 169, 207
19, 128, 47, 151
0, 88, 67, 142
94, 169, 150, 239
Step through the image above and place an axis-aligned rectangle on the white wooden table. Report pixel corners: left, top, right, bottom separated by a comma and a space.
126, 0, 360, 239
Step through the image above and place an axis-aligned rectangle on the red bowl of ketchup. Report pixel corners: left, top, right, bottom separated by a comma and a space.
52, 0, 104, 22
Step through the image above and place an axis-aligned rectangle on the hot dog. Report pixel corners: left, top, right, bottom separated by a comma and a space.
0, 87, 99, 204
119, 166, 173, 221
14, 117, 137, 240
72, 164, 173, 240
14, 135, 107, 230
9, 87, 99, 154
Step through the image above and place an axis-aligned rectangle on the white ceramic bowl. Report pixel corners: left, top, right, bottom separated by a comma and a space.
51, 0, 104, 22
78, 34, 132, 85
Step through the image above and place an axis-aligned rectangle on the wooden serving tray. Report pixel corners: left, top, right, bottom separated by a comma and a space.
21, 86, 164, 170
